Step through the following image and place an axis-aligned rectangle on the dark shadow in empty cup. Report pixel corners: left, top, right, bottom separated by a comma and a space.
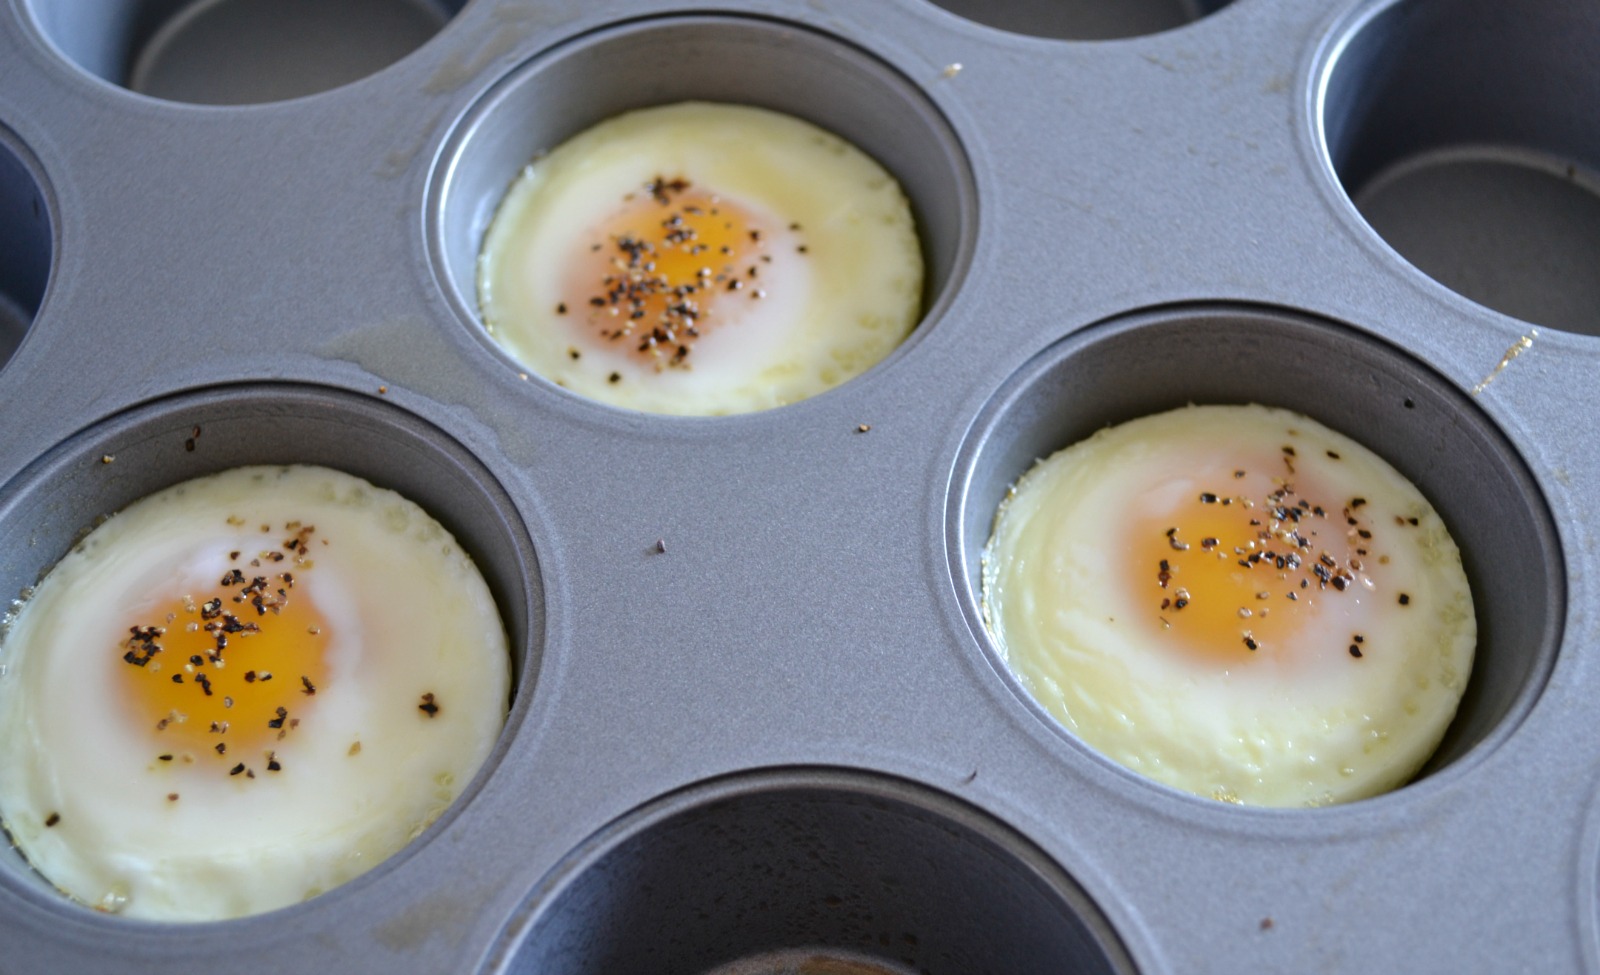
1321, 0, 1600, 335
490, 770, 1135, 975
25, 0, 463, 104
925, 0, 1231, 41
0, 129, 52, 369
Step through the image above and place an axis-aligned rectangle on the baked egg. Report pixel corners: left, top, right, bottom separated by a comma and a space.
981, 404, 1475, 807
0, 465, 509, 920
476, 101, 923, 415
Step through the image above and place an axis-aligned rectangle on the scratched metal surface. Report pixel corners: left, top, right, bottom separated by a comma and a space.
1, 0, 1598, 972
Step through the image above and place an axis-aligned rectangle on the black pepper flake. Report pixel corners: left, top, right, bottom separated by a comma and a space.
301, 676, 317, 696
1199, 492, 1218, 504
244, 671, 257, 683
1398, 593, 1411, 605
171, 674, 183, 684
1348, 644, 1363, 658
44, 812, 59, 827
418, 692, 440, 717
645, 175, 690, 204
268, 707, 288, 730
214, 742, 226, 755
1326, 450, 1341, 459
229, 763, 245, 776
195, 673, 213, 696
1350, 497, 1367, 508
1354, 634, 1365, 643
556, 303, 567, 315
158, 754, 173, 762
267, 754, 281, 772
1281, 446, 1296, 456
608, 372, 622, 384
1243, 636, 1259, 651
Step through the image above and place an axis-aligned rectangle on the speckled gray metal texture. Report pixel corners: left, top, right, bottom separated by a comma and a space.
1, 0, 1597, 973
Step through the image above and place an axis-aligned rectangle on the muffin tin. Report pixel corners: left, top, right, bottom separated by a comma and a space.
1, 0, 1598, 972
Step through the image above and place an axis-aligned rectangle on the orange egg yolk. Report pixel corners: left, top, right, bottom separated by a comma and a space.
1128, 453, 1376, 665
560, 177, 781, 370
118, 525, 328, 769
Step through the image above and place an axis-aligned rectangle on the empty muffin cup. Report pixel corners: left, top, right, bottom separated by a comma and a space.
949, 305, 1564, 802
0, 128, 52, 370
924, 0, 1233, 41
23, 0, 463, 104
487, 769, 1134, 975
1320, 0, 1600, 335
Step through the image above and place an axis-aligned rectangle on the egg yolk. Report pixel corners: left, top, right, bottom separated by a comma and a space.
560, 177, 782, 370
116, 524, 328, 766
1128, 450, 1378, 665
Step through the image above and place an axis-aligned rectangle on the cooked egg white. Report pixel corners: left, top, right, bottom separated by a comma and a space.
982, 404, 1475, 807
0, 465, 509, 920
476, 101, 923, 415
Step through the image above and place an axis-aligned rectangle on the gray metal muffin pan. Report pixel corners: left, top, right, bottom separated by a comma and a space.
1, 0, 1598, 971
